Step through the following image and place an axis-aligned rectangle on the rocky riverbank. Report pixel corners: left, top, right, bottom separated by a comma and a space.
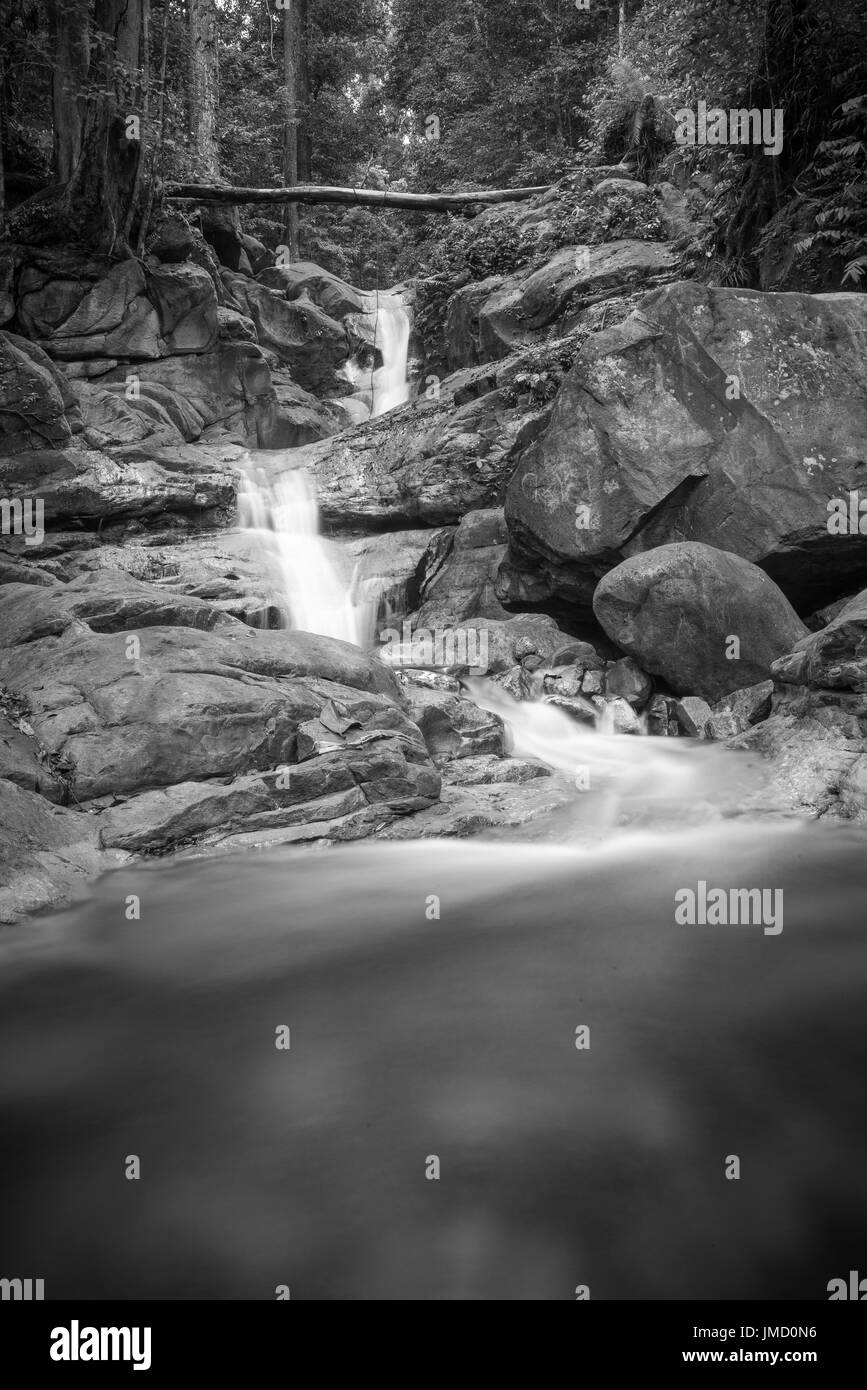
2, 170, 867, 921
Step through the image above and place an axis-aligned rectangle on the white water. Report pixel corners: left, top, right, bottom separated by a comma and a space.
236, 290, 411, 645
237, 463, 376, 645
464, 676, 772, 832
368, 292, 411, 416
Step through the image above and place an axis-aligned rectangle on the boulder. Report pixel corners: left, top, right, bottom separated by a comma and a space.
0, 570, 240, 645
0, 331, 82, 452
604, 656, 653, 708
444, 276, 505, 371
772, 588, 867, 692
73, 378, 206, 447
595, 695, 643, 735
266, 368, 353, 447
674, 696, 714, 739
217, 307, 258, 343
146, 215, 198, 264
706, 681, 774, 739
256, 262, 365, 320
415, 508, 511, 627
146, 263, 218, 353
647, 693, 681, 737
403, 684, 504, 762
88, 342, 279, 446
477, 241, 675, 360
240, 235, 272, 277
593, 542, 808, 702
502, 283, 867, 612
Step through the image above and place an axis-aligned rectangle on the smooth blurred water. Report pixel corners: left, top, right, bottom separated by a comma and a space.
368, 292, 411, 416
1, 823, 865, 1299
237, 460, 376, 645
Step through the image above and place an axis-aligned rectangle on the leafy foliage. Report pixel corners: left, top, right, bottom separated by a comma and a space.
790, 91, 867, 285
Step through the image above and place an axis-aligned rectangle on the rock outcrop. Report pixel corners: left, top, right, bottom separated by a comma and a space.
500, 283, 867, 613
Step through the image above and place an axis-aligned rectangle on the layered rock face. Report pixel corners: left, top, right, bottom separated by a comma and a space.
0, 242, 380, 457
0, 570, 439, 920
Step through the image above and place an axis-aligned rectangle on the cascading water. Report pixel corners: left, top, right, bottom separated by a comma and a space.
463, 676, 772, 834
368, 292, 411, 416
236, 463, 374, 645
236, 289, 411, 646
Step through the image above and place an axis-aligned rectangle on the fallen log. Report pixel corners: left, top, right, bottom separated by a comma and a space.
164, 182, 549, 213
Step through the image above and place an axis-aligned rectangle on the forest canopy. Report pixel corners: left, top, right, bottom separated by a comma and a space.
0, 0, 864, 288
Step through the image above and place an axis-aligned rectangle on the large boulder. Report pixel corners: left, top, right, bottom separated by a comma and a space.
502, 283, 867, 612
73, 377, 207, 447
266, 368, 352, 447
592, 542, 808, 702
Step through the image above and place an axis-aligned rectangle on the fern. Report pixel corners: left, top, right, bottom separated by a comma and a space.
789, 91, 867, 286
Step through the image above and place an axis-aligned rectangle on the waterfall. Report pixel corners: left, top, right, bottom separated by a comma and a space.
237, 288, 412, 647
369, 293, 411, 417
237, 463, 376, 647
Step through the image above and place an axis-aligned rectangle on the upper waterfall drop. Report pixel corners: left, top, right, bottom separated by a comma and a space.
235, 285, 412, 649
368, 292, 411, 417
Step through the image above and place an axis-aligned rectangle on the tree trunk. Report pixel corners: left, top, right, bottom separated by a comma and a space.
123, 0, 151, 245
59, 0, 143, 255
166, 182, 549, 212
618, 1, 627, 57
188, 0, 220, 179
282, 1, 300, 258
296, 0, 311, 182
49, 0, 91, 183
0, 56, 5, 232
137, 0, 170, 256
